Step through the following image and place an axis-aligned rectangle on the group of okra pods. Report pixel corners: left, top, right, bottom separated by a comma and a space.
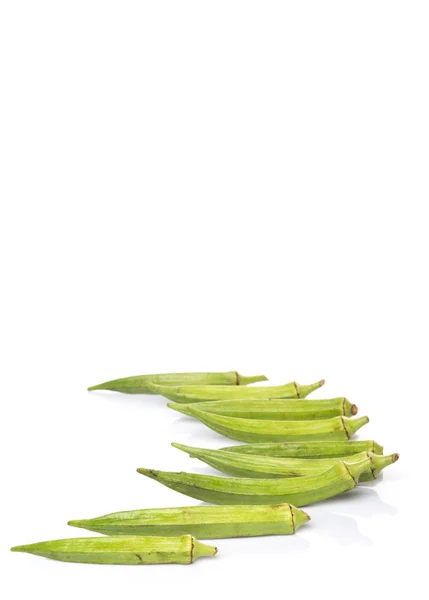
12, 371, 399, 565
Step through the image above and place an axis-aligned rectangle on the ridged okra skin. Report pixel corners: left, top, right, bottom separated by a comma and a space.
68, 504, 309, 538
11, 535, 217, 565
137, 457, 372, 506
221, 440, 384, 457
182, 397, 357, 420
150, 379, 325, 403
172, 444, 399, 481
169, 404, 369, 442
88, 371, 267, 394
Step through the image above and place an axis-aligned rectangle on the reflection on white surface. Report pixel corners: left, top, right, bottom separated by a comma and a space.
308, 510, 372, 546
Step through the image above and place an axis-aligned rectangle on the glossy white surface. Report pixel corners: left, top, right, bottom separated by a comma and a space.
1, 2, 427, 599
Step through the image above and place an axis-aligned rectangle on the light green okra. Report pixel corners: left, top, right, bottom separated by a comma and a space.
168, 403, 369, 442
221, 440, 384, 457
180, 397, 357, 420
150, 379, 325, 403
68, 504, 309, 538
172, 443, 399, 481
88, 371, 267, 394
137, 457, 373, 506
11, 535, 217, 565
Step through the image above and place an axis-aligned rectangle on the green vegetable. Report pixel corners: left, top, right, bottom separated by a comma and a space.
137, 457, 373, 506
88, 371, 267, 394
149, 379, 325, 403
11, 535, 217, 564
68, 504, 309, 538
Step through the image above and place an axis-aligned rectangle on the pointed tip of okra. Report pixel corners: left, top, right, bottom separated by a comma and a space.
342, 415, 369, 439
290, 505, 311, 532
87, 383, 105, 391
297, 379, 326, 398
136, 467, 161, 480
167, 403, 195, 416
171, 441, 195, 455
10, 545, 25, 553
351, 404, 358, 415
67, 520, 87, 529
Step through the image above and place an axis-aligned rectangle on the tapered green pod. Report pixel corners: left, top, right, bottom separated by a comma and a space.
11, 535, 217, 564
182, 397, 357, 420
68, 504, 309, 538
150, 379, 325, 403
359, 452, 400, 482
168, 403, 369, 442
137, 457, 372, 506
88, 371, 267, 394
172, 443, 397, 481
222, 440, 384, 457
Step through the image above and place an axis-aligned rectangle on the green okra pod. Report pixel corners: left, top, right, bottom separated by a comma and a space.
137, 456, 373, 506
11, 535, 217, 565
172, 443, 399, 481
168, 403, 369, 442
221, 439, 384, 458
68, 504, 309, 538
88, 371, 267, 394
178, 397, 357, 420
150, 379, 325, 403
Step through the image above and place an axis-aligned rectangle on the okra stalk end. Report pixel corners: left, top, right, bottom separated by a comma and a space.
192, 539, 218, 560
290, 505, 311, 532
370, 452, 400, 473
342, 415, 369, 439
237, 373, 268, 385
297, 379, 326, 398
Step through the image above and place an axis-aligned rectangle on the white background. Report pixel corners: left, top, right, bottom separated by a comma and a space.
1, 2, 428, 598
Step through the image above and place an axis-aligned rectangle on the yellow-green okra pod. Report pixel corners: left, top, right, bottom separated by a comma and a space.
150, 379, 325, 403
137, 457, 373, 506
88, 371, 267, 394
11, 535, 217, 565
68, 504, 309, 538
179, 397, 357, 420
221, 440, 383, 457
172, 443, 399, 480
168, 403, 369, 442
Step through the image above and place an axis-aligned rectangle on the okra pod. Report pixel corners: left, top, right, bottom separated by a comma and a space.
168, 403, 369, 442
11, 535, 217, 564
150, 379, 325, 403
221, 440, 384, 457
172, 443, 399, 481
68, 504, 309, 538
178, 397, 357, 420
88, 371, 267, 394
137, 456, 373, 506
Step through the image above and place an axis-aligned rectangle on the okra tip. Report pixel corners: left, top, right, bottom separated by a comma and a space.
137, 467, 160, 480
171, 442, 194, 454
351, 404, 358, 415
67, 520, 86, 529
168, 403, 194, 416
297, 379, 326, 398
